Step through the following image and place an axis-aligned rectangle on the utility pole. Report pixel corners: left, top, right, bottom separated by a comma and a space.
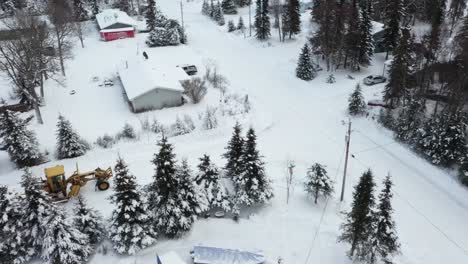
249, 1, 252, 37
340, 120, 352, 202
180, 1, 185, 31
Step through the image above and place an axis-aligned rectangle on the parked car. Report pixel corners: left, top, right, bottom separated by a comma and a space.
178, 64, 198, 76
363, 75, 387, 85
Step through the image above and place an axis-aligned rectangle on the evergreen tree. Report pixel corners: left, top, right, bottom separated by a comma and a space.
214, 1, 225, 26
295, 43, 316, 81
383, 27, 414, 107
369, 174, 400, 264
254, 0, 270, 40
0, 110, 43, 167
344, 0, 361, 71
222, 0, 237, 14
0, 186, 25, 263
394, 97, 425, 144
1, 0, 16, 15
223, 122, 245, 180
146, 27, 169, 47
56, 114, 89, 159
235, 128, 273, 207
73, 0, 88, 21
358, 1, 373, 67
236, 0, 250, 7
455, 14, 468, 60
41, 208, 91, 264
89, 0, 99, 18
155, 7, 168, 27
282, 0, 300, 39
348, 84, 366, 116
209, 0, 215, 18
304, 163, 333, 204
338, 169, 376, 260
114, 0, 131, 13
17, 170, 56, 263
237, 16, 246, 31
326, 74, 336, 83
109, 157, 156, 255
195, 155, 231, 212
378, 108, 396, 130
227, 20, 236, 32
176, 159, 202, 215
74, 195, 105, 246
416, 112, 467, 166
382, 0, 403, 58
202, 0, 210, 16
146, 0, 157, 32
458, 161, 468, 186
448, 0, 466, 34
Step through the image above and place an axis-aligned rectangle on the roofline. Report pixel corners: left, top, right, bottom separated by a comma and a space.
129, 86, 183, 101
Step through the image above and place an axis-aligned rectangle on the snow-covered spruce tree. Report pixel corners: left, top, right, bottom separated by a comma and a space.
254, 0, 270, 40
148, 137, 192, 237
41, 206, 91, 264
113, 0, 131, 14
170, 115, 192, 136
416, 112, 467, 166
358, 1, 373, 67
146, 0, 157, 32
56, 114, 89, 159
0, 186, 25, 263
74, 195, 105, 246
155, 7, 168, 27
236, 0, 250, 7
348, 84, 366, 116
223, 122, 245, 180
304, 163, 333, 204
117, 123, 137, 140
195, 154, 231, 212
110, 157, 156, 255
147, 27, 169, 47
166, 26, 181, 45
228, 20, 236, 32
338, 169, 376, 260
368, 174, 400, 264
73, 0, 88, 21
237, 16, 246, 31
222, 0, 237, 14
382, 0, 403, 58
296, 43, 315, 81
202, 106, 218, 130
282, 0, 300, 39
383, 27, 414, 107
378, 108, 395, 130
343, 0, 361, 71
89, 0, 100, 18
176, 159, 202, 215
235, 128, 273, 207
17, 169, 57, 263
458, 161, 468, 186
0, 110, 43, 167
326, 74, 336, 84
394, 97, 425, 144
214, 2, 226, 26
202, 0, 210, 16
209, 0, 215, 18
1, 0, 15, 16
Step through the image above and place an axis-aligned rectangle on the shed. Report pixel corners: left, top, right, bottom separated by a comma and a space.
157, 251, 187, 264
96, 9, 136, 41
191, 246, 265, 264
118, 58, 189, 112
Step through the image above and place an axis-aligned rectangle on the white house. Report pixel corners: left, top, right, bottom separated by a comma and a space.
117, 58, 189, 112
96, 9, 137, 41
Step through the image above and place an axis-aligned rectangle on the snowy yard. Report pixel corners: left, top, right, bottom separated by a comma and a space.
1, 1, 468, 264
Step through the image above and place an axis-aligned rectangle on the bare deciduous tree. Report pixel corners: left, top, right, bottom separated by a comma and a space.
48, 0, 74, 76
181, 77, 207, 103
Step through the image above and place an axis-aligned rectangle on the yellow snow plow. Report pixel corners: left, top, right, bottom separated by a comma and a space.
43, 164, 112, 200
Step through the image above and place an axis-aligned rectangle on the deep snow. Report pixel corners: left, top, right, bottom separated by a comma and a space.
1, 1, 468, 264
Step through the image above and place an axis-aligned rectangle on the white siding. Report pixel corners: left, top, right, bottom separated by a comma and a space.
131, 88, 183, 112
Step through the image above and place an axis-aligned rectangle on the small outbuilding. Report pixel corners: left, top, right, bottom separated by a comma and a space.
118, 58, 189, 113
96, 9, 136, 41
191, 246, 265, 264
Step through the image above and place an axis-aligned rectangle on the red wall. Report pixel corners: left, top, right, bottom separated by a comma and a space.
100, 30, 135, 42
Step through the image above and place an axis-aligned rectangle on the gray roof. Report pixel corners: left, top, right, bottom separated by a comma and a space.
192, 246, 264, 264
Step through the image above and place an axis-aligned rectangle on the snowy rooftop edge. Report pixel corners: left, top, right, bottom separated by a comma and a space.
192, 246, 264, 264
96, 9, 137, 30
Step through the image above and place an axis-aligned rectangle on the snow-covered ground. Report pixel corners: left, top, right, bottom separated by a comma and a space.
1, 1, 468, 263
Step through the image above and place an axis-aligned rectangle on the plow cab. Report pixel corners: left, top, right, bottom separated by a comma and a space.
44, 165, 67, 197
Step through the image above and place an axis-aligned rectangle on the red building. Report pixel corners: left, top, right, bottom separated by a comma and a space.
96, 9, 136, 42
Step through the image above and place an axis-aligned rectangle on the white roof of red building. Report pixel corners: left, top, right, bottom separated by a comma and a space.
158, 251, 187, 264
96, 9, 136, 30
117, 57, 188, 101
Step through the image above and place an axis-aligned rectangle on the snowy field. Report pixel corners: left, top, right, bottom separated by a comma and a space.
1, 0, 468, 263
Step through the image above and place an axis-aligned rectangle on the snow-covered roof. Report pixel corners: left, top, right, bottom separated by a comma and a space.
100, 27, 134, 33
158, 251, 187, 264
371, 21, 384, 35
96, 9, 136, 30
192, 246, 264, 264
117, 57, 188, 101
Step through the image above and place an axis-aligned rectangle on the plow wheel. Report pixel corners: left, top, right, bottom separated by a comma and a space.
97, 180, 110, 191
